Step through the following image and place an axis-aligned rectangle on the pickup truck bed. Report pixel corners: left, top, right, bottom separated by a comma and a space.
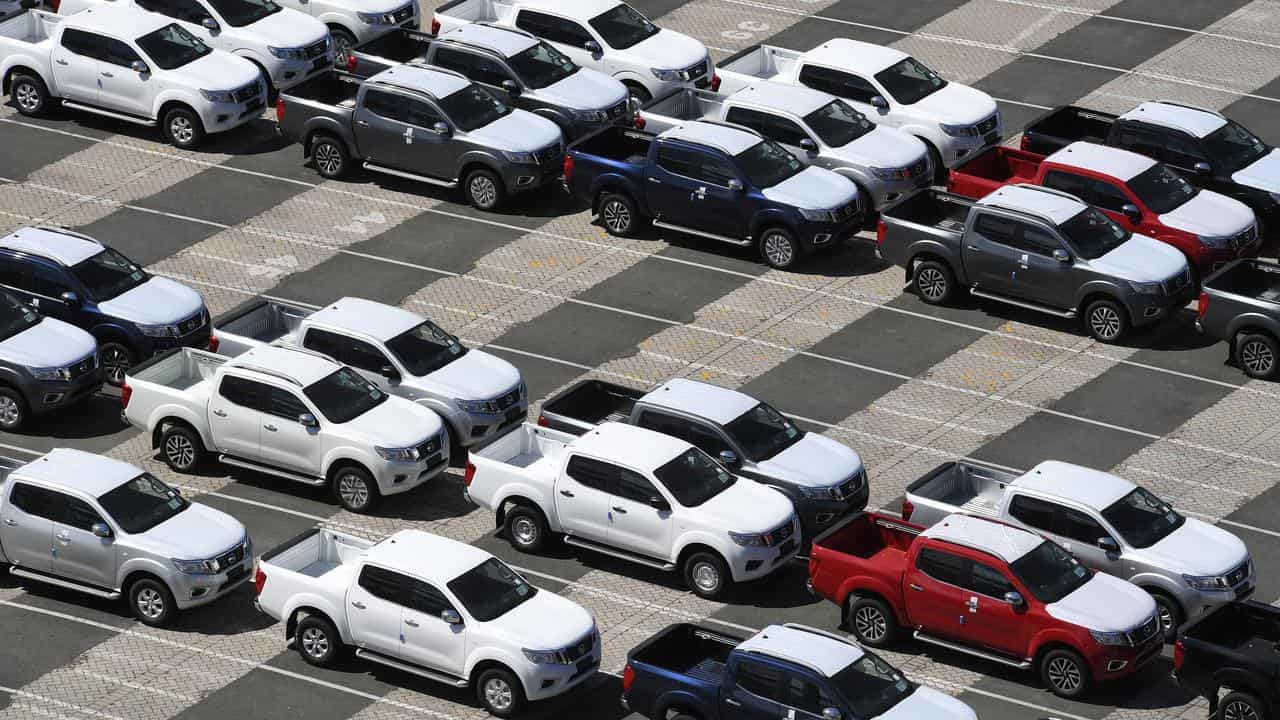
434, 0, 513, 24
283, 72, 360, 109
947, 147, 1043, 199
881, 189, 973, 234
129, 347, 227, 394
1205, 260, 1280, 302
260, 528, 374, 589
349, 28, 431, 78
0, 8, 56, 44
572, 125, 651, 166
639, 88, 723, 133
1022, 105, 1115, 155
214, 300, 312, 356
715, 44, 798, 94
904, 461, 1021, 525
630, 623, 742, 680
538, 380, 643, 435
471, 422, 569, 476
813, 512, 917, 565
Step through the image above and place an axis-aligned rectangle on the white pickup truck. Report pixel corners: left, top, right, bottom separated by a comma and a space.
121, 344, 448, 512
0, 3, 266, 148
213, 297, 527, 454
432, 0, 710, 103
464, 421, 799, 599
254, 527, 599, 717
903, 460, 1254, 640
718, 41, 1002, 174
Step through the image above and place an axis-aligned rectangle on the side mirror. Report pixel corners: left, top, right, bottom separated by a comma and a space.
870, 95, 888, 110
59, 290, 79, 306
727, 178, 744, 192
583, 40, 601, 55
1003, 590, 1024, 606
379, 364, 400, 382
1097, 537, 1120, 554
90, 522, 112, 539
822, 709, 842, 720
201, 16, 219, 31
130, 60, 150, 74
500, 79, 520, 96
298, 412, 318, 428
799, 138, 817, 153
432, 121, 451, 136
441, 609, 463, 625
1052, 248, 1070, 263
717, 449, 740, 467
648, 495, 671, 512
1121, 203, 1142, 223
1194, 161, 1212, 176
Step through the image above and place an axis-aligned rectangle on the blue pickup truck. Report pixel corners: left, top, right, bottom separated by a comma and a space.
621, 623, 977, 720
563, 121, 863, 269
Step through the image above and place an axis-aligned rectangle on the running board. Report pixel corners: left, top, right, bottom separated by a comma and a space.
219, 456, 326, 486
363, 163, 457, 188
61, 101, 156, 127
355, 649, 468, 687
563, 535, 677, 570
8, 567, 121, 599
970, 288, 1076, 319
653, 220, 752, 247
913, 631, 1032, 669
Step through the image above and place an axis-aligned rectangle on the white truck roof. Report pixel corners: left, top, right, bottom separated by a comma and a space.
1119, 101, 1225, 139
0, 226, 103, 266
733, 82, 830, 118
804, 39, 907, 74
63, 3, 171, 35
572, 422, 691, 471
641, 378, 756, 425
442, 23, 538, 57
659, 121, 759, 156
977, 184, 1087, 226
1046, 142, 1155, 182
371, 64, 470, 98
1011, 460, 1135, 511
921, 514, 1042, 564
508, 0, 618, 19
17, 448, 141, 497
739, 624, 863, 677
308, 297, 420, 343
365, 529, 492, 579
228, 345, 339, 386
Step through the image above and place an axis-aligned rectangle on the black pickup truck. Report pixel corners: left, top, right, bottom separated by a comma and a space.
1022, 103, 1280, 239
1175, 600, 1280, 720
1196, 259, 1280, 379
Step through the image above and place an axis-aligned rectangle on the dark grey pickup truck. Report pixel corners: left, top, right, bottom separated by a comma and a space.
276, 66, 564, 210
876, 184, 1194, 343
1196, 259, 1280, 379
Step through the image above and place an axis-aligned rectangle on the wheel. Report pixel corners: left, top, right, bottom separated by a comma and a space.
10, 72, 50, 116
598, 192, 639, 237
1236, 333, 1279, 379
331, 465, 379, 513
623, 82, 651, 105
758, 227, 800, 270
296, 614, 342, 667
847, 595, 897, 648
311, 135, 349, 179
160, 423, 207, 472
923, 140, 946, 184
100, 341, 135, 387
129, 577, 176, 627
163, 106, 205, 150
1084, 298, 1129, 343
1040, 647, 1091, 699
0, 387, 28, 431
464, 168, 505, 211
330, 27, 357, 65
1220, 691, 1266, 720
476, 666, 525, 718
1151, 591, 1183, 643
682, 551, 729, 599
913, 259, 954, 305
504, 505, 549, 553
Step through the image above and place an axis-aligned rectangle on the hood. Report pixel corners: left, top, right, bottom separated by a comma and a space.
1087, 234, 1188, 283
98, 276, 204, 325
625, 29, 706, 74
830, 125, 927, 169
466, 108, 560, 153
689, 479, 794, 534
756, 433, 863, 488
1139, 517, 1249, 576
171, 50, 260, 92
413, 349, 520, 401
132, 502, 246, 560
876, 686, 977, 720
1232, 148, 1280, 194
903, 81, 997, 126
1158, 190, 1255, 238
234, 7, 328, 48
1045, 573, 1156, 632
481, 588, 595, 650
0, 317, 96, 367
761, 166, 858, 211
540, 67, 627, 111
341, 396, 443, 448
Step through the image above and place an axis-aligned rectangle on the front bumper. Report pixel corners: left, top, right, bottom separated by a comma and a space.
795, 484, 870, 549
865, 172, 934, 209
728, 518, 803, 582
502, 160, 563, 195
372, 450, 450, 496
198, 94, 267, 135
1128, 284, 1197, 327
143, 324, 213, 356
26, 368, 105, 414
1200, 236, 1263, 275
271, 53, 336, 90
522, 641, 601, 702
171, 555, 254, 610
455, 403, 529, 448
796, 214, 865, 252
1172, 567, 1256, 622
1091, 634, 1164, 681
938, 125, 1004, 169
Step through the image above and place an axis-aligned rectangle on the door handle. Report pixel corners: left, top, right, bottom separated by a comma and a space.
404, 618, 419, 627
690, 186, 707, 200
611, 506, 627, 514
356, 120, 369, 127
966, 244, 981, 252
264, 424, 278, 432
908, 583, 924, 591
57, 532, 71, 544
351, 600, 366, 609
3, 518, 16, 526
725, 698, 741, 707
101, 72, 113, 78
56, 59, 69, 65
967, 596, 979, 612
647, 177, 662, 184
559, 490, 574, 497
213, 409, 227, 417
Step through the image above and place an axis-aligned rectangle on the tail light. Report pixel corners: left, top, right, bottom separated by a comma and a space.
346, 54, 358, 73
1019, 134, 1030, 151
47, 0, 59, 10
464, 461, 476, 487
1197, 291, 1209, 320
1173, 639, 1185, 669
254, 567, 266, 596
622, 663, 635, 693
633, 114, 646, 130
901, 497, 914, 521
430, 16, 440, 35
275, 98, 285, 123
875, 220, 887, 246
120, 382, 132, 409
207, 334, 220, 353
562, 154, 574, 183
536, 413, 548, 427
710, 73, 721, 92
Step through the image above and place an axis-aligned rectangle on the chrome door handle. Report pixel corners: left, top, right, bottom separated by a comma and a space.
725, 698, 741, 707
3, 518, 16, 526
264, 424, 278, 432
559, 490, 574, 497
56, 59, 69, 65
908, 583, 924, 591
101, 72, 113, 77
611, 506, 627, 514
356, 120, 369, 126
967, 596, 979, 612
57, 532, 70, 543
213, 409, 227, 417
647, 177, 662, 184
966, 244, 981, 251
691, 186, 707, 200
351, 600, 366, 609
404, 618, 419, 627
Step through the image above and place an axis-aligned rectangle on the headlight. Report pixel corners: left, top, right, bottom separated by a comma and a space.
798, 207, 834, 222
870, 166, 909, 181
200, 88, 236, 103
1089, 629, 1129, 646
172, 557, 221, 575
570, 108, 609, 123
795, 485, 831, 499
457, 398, 498, 414
31, 366, 71, 381
522, 648, 563, 665
939, 122, 978, 138
1268, 192, 1280, 204
729, 531, 768, 547
357, 10, 396, 23
502, 150, 536, 164
1199, 234, 1232, 249
138, 322, 177, 338
1183, 573, 1231, 591
375, 445, 421, 462
651, 67, 680, 81
269, 46, 307, 60
1128, 280, 1163, 295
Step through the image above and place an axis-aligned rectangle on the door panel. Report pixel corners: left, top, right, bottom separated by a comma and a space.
555, 455, 616, 542
354, 90, 411, 168
607, 469, 672, 560
403, 98, 463, 181
255, 387, 321, 474
725, 659, 787, 720
904, 547, 967, 639
1, 483, 56, 572
1013, 226, 1075, 308
51, 29, 103, 104
347, 565, 407, 656
399, 579, 467, 674
210, 376, 265, 460
961, 560, 1026, 657
98, 40, 152, 117
51, 495, 116, 589
966, 213, 1023, 294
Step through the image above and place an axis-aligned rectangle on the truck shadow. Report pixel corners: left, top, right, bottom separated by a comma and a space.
617, 225, 889, 279
220, 470, 477, 524
11, 392, 130, 440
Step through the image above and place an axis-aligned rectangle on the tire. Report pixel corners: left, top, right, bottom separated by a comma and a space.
624, 82, 651, 105
160, 423, 207, 473
847, 595, 897, 648
0, 386, 28, 431
162, 106, 205, 150
331, 465, 379, 513
1039, 647, 1091, 699
504, 504, 549, 553
99, 341, 135, 387
129, 577, 176, 627
1084, 298, 1129, 343
598, 192, 639, 237
758, 226, 800, 270
296, 614, 342, 667
682, 551, 729, 599
10, 72, 50, 117
476, 666, 525, 718
1236, 333, 1279, 379
913, 259, 955, 305
1151, 591, 1183, 643
330, 27, 357, 66
923, 140, 945, 184
311, 134, 349, 179
464, 168, 505, 211
672, 715, 700, 720
1220, 691, 1267, 720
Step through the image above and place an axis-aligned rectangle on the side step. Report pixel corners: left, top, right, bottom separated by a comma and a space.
653, 220, 752, 247
355, 649, 468, 687
563, 535, 677, 571
9, 567, 121, 599
62, 101, 156, 127
970, 288, 1076, 319
363, 163, 457, 188
913, 631, 1033, 669
219, 455, 326, 486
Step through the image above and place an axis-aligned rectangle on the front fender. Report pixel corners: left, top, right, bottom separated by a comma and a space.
321, 448, 375, 478
117, 556, 174, 593
454, 150, 503, 181
232, 48, 270, 68
672, 529, 733, 567
1129, 571, 1183, 600
610, 69, 650, 88
465, 648, 526, 691
1073, 280, 1126, 312
748, 207, 794, 240
283, 593, 353, 644
902, 124, 947, 153
1028, 626, 1086, 662
153, 88, 203, 121
832, 166, 874, 193
531, 107, 572, 133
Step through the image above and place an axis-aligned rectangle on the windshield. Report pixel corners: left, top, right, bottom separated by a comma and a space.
71, 248, 148, 302
385, 321, 467, 377
447, 557, 537, 622
874, 57, 947, 105
653, 448, 736, 507
508, 41, 577, 89
588, 3, 658, 50
725, 403, 803, 461
1009, 540, 1092, 603
1101, 487, 1185, 549
206, 0, 280, 26
1059, 206, 1129, 260
98, 473, 189, 534
0, 290, 40, 342
1203, 120, 1270, 173
831, 652, 916, 718
303, 367, 388, 423
735, 140, 803, 188
803, 99, 875, 147
438, 84, 511, 132
1128, 163, 1198, 214
137, 23, 212, 70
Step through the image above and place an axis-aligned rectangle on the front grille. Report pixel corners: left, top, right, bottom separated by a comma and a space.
1227, 558, 1251, 587
534, 142, 562, 166
493, 385, 522, 411
303, 38, 329, 60
1125, 612, 1160, 646
216, 541, 247, 572
390, 2, 414, 24
762, 516, 795, 547
831, 201, 859, 222
1233, 224, 1259, 250
231, 80, 261, 103
606, 99, 629, 121
176, 308, 207, 337
558, 629, 595, 664
906, 158, 929, 178
65, 351, 97, 380
416, 432, 444, 459
975, 113, 999, 135
679, 56, 709, 83
1162, 267, 1192, 295
831, 470, 865, 501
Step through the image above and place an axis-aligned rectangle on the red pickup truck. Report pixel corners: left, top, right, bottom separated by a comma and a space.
807, 512, 1162, 699
947, 142, 1260, 275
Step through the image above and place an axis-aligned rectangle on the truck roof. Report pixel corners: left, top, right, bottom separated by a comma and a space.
921, 514, 1042, 564
1119, 101, 1226, 139
63, 3, 172, 35
508, 0, 619, 19
228, 345, 339, 386
641, 378, 756, 425
738, 624, 863, 678
572, 422, 689, 470
368, 64, 469, 99
17, 448, 141, 498
1046, 142, 1155, 182
805, 39, 907, 74
442, 24, 537, 58
365, 529, 492, 580
0, 226, 103, 266
732, 82, 830, 118
1012, 460, 1134, 510
659, 121, 760, 156
309, 297, 420, 342
976, 184, 1087, 226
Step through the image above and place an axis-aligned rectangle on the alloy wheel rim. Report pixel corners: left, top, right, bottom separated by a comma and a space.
1224, 700, 1259, 720
763, 233, 793, 267
301, 627, 329, 658
692, 562, 720, 593
602, 200, 630, 233
1157, 603, 1174, 633
170, 116, 194, 145
0, 397, 19, 427
918, 268, 946, 300
1090, 306, 1121, 340
470, 176, 497, 208
1242, 340, 1274, 375
338, 473, 369, 508
315, 143, 342, 176
136, 588, 164, 619
333, 34, 352, 64
854, 606, 886, 642
512, 517, 537, 546
103, 346, 130, 384
1047, 657, 1081, 692
165, 434, 195, 468
15, 83, 39, 111
484, 678, 513, 711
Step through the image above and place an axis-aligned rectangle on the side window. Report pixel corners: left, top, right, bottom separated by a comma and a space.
302, 327, 346, 361
799, 64, 877, 104
1008, 494, 1056, 533
357, 565, 408, 605
60, 495, 105, 532
636, 411, 693, 443
688, 422, 731, 457
60, 29, 106, 60
9, 482, 60, 520
405, 99, 443, 128
616, 468, 658, 503
345, 338, 390, 374
784, 673, 837, 716
725, 107, 810, 147
974, 214, 1018, 247
967, 560, 1015, 598
430, 46, 477, 77
408, 579, 455, 616
1088, 179, 1131, 213
1059, 507, 1108, 544
29, 264, 73, 298
1041, 170, 1090, 202
655, 145, 699, 179
104, 38, 142, 68
1165, 135, 1208, 170
735, 659, 783, 702
218, 376, 270, 412
916, 547, 967, 586
565, 455, 618, 492
267, 387, 309, 421
0, 258, 28, 291
691, 150, 738, 187
363, 90, 407, 123
515, 9, 591, 48
1019, 225, 1061, 257
1116, 126, 1166, 161
166, 0, 212, 22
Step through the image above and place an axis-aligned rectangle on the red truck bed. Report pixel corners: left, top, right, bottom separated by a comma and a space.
946, 146, 1046, 199
808, 512, 921, 610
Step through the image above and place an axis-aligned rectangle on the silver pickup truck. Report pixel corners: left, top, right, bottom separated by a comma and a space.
903, 460, 1254, 640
